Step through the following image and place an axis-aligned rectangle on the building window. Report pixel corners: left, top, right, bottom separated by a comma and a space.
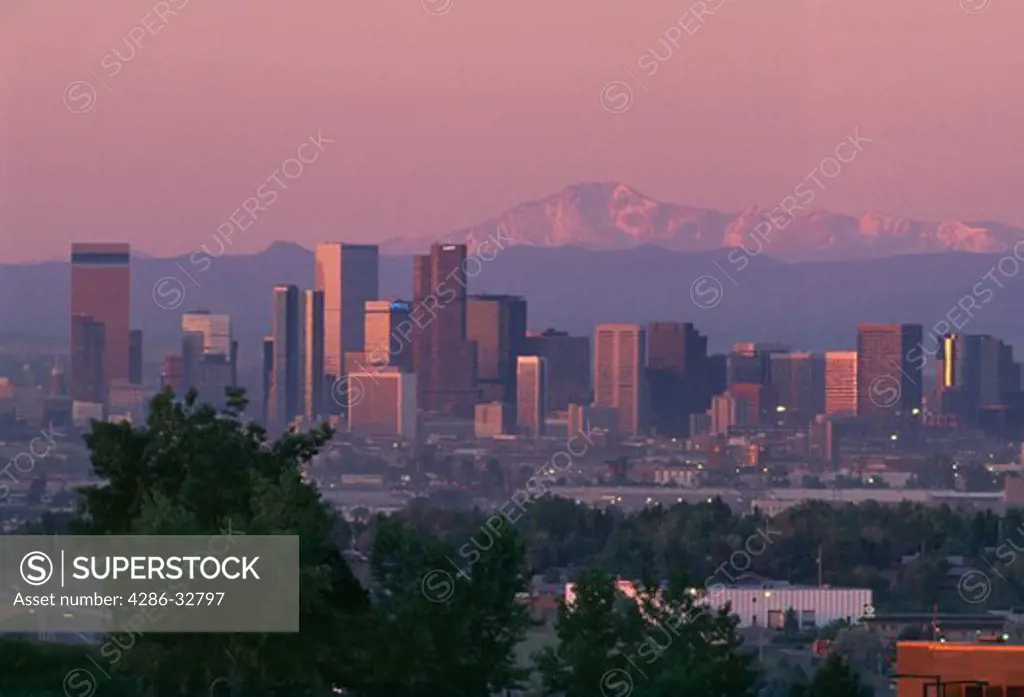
987, 687, 1004, 697
965, 686, 983, 697
801, 610, 816, 628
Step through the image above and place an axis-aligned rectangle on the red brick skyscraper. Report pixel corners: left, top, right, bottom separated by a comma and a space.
70, 243, 130, 402
412, 244, 476, 416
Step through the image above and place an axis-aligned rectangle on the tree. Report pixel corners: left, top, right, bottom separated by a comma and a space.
790, 653, 871, 697
536, 569, 758, 697
535, 567, 634, 697
831, 627, 885, 675
76, 388, 369, 696
360, 516, 530, 697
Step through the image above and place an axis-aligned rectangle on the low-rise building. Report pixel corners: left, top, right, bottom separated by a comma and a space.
565, 578, 872, 629
896, 641, 1024, 697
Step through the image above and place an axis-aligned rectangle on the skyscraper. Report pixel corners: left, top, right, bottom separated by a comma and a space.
856, 323, 923, 426
181, 332, 204, 394
646, 322, 710, 437
364, 300, 413, 371
522, 329, 591, 412
262, 336, 274, 426
468, 295, 527, 405
70, 243, 130, 400
181, 311, 234, 358
939, 334, 1019, 422
346, 367, 417, 440
727, 343, 788, 386
304, 289, 325, 422
594, 324, 647, 437
412, 244, 476, 416
161, 354, 183, 393
177, 312, 236, 408
770, 352, 825, 425
270, 285, 303, 431
411, 254, 434, 400
314, 243, 379, 390
70, 314, 105, 404
824, 350, 858, 417
516, 355, 547, 437
128, 329, 143, 385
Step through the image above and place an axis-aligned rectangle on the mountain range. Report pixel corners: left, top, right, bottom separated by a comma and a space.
387, 182, 1024, 261
3, 181, 1024, 384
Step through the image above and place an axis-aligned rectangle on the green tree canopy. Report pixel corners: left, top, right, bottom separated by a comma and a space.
790, 653, 871, 697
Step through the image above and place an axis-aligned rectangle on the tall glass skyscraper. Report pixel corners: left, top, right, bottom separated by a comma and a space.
314, 243, 379, 392
271, 285, 303, 432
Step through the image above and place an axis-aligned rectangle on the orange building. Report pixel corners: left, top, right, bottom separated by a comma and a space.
897, 642, 1024, 697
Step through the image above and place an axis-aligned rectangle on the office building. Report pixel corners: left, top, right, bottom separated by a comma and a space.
364, 300, 413, 371
566, 580, 872, 630
646, 322, 710, 437
856, 323, 923, 425
70, 243, 130, 400
181, 332, 204, 394
939, 334, 1020, 423
346, 368, 417, 440
108, 380, 147, 423
523, 329, 591, 411
412, 244, 476, 416
314, 243, 379, 389
128, 330, 143, 385
593, 324, 647, 437
708, 354, 728, 397
304, 289, 325, 422
727, 343, 789, 386
475, 402, 511, 438
468, 295, 528, 404
728, 382, 777, 426
160, 354, 183, 393
824, 351, 858, 417
710, 394, 739, 436
70, 314, 105, 404
270, 285, 303, 432
770, 352, 824, 425
567, 403, 591, 440
261, 337, 274, 426
896, 642, 1024, 697
516, 355, 547, 437
181, 311, 233, 358
49, 362, 66, 398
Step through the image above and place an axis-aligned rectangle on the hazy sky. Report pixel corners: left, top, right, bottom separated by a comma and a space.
1, 0, 1021, 262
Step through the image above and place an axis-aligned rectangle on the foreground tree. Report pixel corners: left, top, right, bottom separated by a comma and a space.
790, 653, 871, 697
78, 389, 369, 696
537, 569, 758, 697
359, 516, 531, 696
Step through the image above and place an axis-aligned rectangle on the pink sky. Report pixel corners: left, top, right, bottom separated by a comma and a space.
1, 0, 1021, 262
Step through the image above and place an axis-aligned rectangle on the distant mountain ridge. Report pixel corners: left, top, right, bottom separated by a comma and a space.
385, 182, 1024, 261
